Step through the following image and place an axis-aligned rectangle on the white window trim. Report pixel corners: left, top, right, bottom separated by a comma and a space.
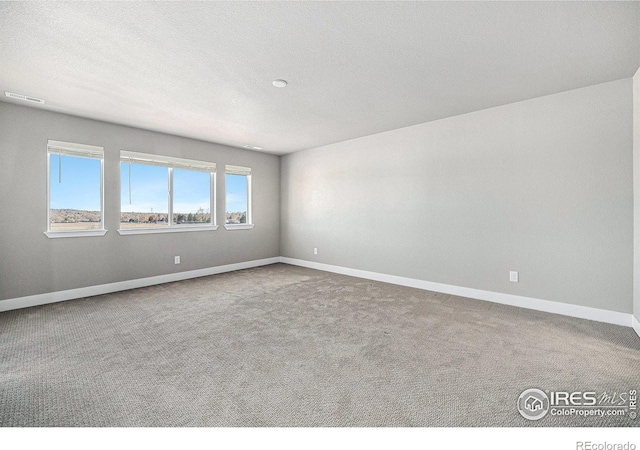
119, 151, 217, 233
225, 165, 253, 230
45, 230, 108, 239
46, 140, 106, 239
224, 224, 255, 230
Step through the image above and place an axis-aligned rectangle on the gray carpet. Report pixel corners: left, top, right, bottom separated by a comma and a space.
1, 263, 638, 427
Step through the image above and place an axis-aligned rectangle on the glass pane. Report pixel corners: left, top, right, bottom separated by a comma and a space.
49, 154, 101, 231
120, 163, 169, 228
172, 169, 211, 225
225, 174, 248, 224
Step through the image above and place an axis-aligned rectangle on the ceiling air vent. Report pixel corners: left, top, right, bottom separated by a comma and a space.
4, 91, 45, 104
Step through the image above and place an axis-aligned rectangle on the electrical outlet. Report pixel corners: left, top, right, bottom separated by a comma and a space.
174, 256, 181, 265
509, 271, 518, 283
314, 248, 318, 255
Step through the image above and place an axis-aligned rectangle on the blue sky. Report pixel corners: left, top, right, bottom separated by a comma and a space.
51, 156, 247, 214
50, 155, 101, 211
174, 168, 210, 214
121, 163, 214, 214
225, 174, 248, 214
121, 163, 168, 213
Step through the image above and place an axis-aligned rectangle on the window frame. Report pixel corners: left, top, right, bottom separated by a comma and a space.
45, 140, 107, 239
224, 165, 254, 231
118, 150, 218, 235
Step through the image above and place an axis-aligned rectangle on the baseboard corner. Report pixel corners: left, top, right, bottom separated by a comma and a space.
632, 315, 640, 339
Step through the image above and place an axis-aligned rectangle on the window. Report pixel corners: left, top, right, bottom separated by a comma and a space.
119, 151, 216, 234
46, 140, 105, 238
225, 165, 253, 230
121, 162, 169, 229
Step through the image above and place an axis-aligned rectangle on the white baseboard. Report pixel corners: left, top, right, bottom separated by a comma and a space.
633, 315, 640, 339
0, 257, 280, 313
280, 257, 634, 329
2, 255, 637, 336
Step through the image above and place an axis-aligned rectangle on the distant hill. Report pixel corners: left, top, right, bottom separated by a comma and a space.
50, 209, 101, 223
50, 209, 231, 224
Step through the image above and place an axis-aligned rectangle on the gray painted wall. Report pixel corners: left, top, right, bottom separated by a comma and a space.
0, 102, 280, 301
281, 79, 633, 314
634, 67, 640, 322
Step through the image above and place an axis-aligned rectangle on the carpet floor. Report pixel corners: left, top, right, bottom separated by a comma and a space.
1, 263, 639, 427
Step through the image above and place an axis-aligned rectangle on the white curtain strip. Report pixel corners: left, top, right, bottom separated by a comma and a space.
121, 150, 216, 173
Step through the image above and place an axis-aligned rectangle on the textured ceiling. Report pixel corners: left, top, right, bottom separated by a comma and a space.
1, 1, 639, 155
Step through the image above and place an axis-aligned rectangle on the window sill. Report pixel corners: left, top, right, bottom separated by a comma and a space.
117, 225, 219, 235
44, 229, 108, 239
224, 224, 255, 230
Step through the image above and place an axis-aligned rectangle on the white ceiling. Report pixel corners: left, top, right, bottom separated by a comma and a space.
1, 2, 639, 155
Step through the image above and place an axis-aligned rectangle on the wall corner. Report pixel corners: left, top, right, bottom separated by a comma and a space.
633, 66, 640, 331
